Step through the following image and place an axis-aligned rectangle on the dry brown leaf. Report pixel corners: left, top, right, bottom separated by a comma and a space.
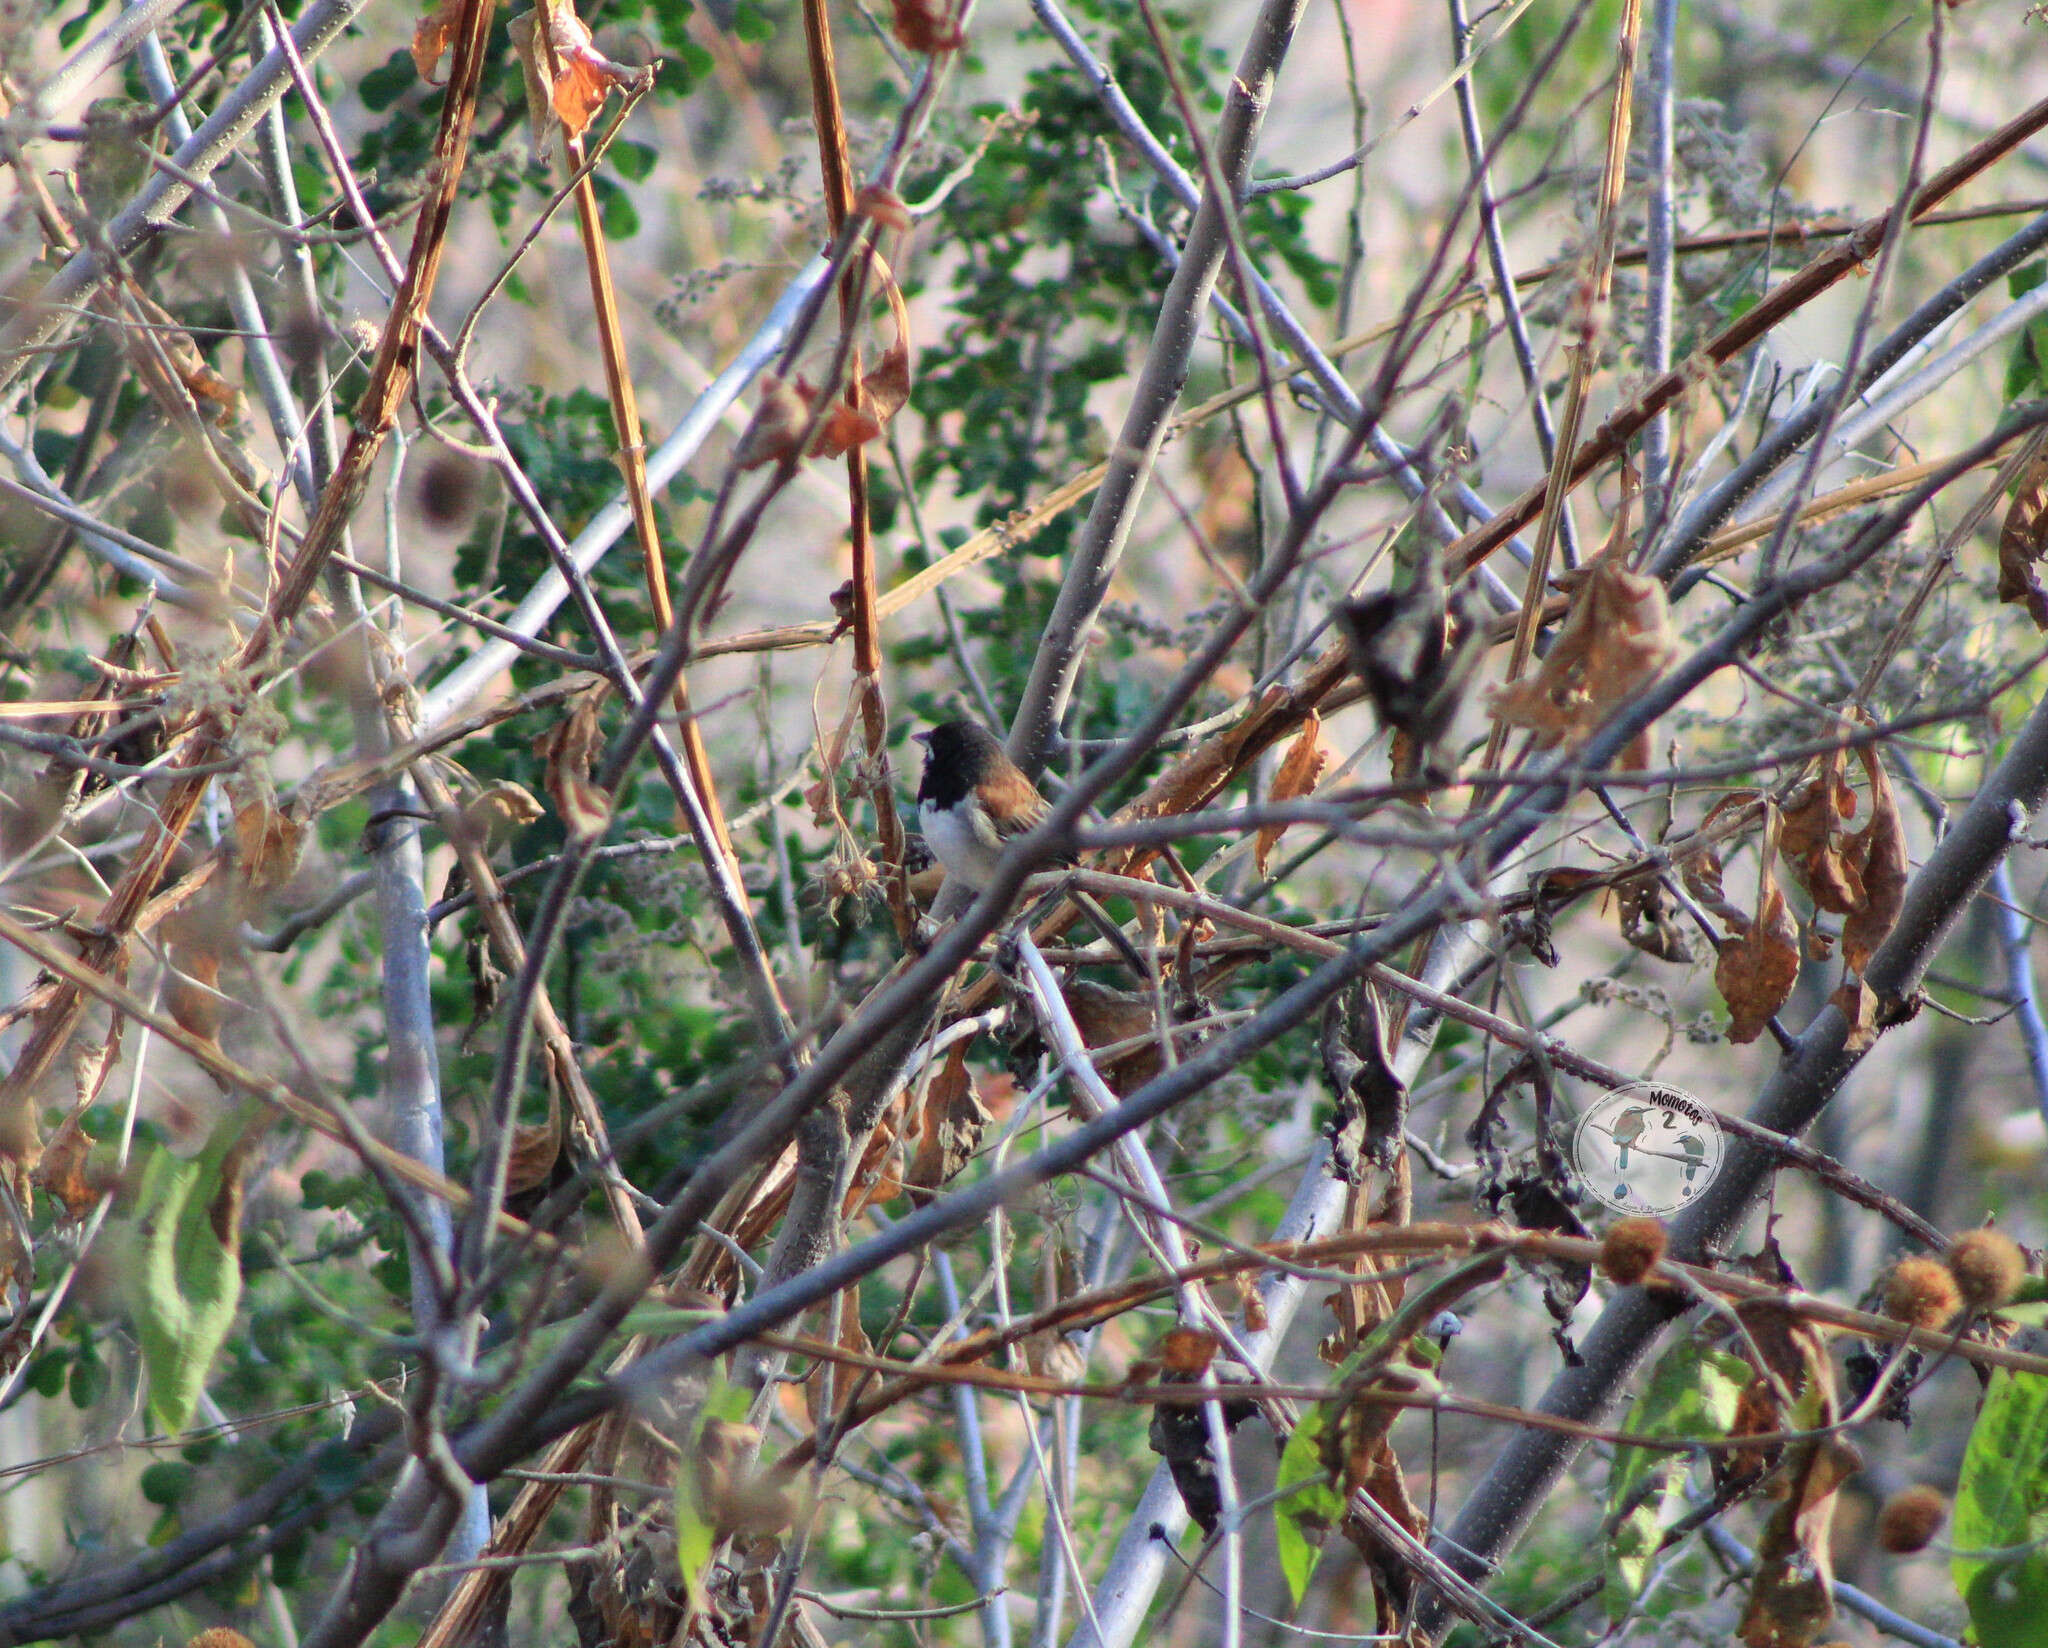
1063, 980, 1174, 1097
411, 0, 464, 81
1255, 710, 1329, 875
508, 0, 639, 155
1779, 757, 1863, 915
905, 1044, 990, 1204
1486, 471, 1678, 763
2000, 441, 2048, 630
234, 795, 307, 894
1840, 745, 1906, 975
534, 689, 611, 842
503, 1098, 563, 1202
33, 1116, 103, 1219
891, 0, 965, 53
1159, 1327, 1219, 1378
804, 1288, 872, 1426
1740, 1433, 1861, 1648
1715, 819, 1800, 1044
807, 395, 883, 462
1831, 979, 1879, 1054
165, 938, 226, 1053
1615, 877, 1694, 963
733, 374, 812, 471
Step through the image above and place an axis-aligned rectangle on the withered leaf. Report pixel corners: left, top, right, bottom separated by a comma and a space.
534, 688, 611, 842
1487, 471, 1678, 765
1831, 978, 1879, 1054
1616, 877, 1694, 963
503, 1092, 563, 1203
410, 0, 464, 82
1778, 758, 1863, 915
508, 0, 640, 157
1159, 1327, 1220, 1378
233, 794, 307, 894
165, 937, 227, 1055
33, 1116, 103, 1219
2000, 440, 2048, 630
1335, 556, 1486, 784
905, 1043, 989, 1205
733, 373, 812, 471
1840, 745, 1906, 975
891, 0, 965, 53
1715, 827, 1800, 1045
804, 1288, 872, 1426
1739, 1430, 1861, 1648
1256, 711, 1329, 875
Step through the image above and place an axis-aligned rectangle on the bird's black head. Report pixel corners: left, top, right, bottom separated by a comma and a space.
915, 718, 1005, 806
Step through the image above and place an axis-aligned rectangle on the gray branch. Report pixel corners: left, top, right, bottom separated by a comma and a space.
1415, 635, 2048, 1639
0, 0, 371, 397
1009, 0, 1310, 773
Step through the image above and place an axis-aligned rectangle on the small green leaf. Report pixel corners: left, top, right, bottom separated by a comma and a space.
125, 1105, 257, 1435
1274, 1405, 1346, 1605
1604, 1339, 1748, 1619
1954, 1317, 2048, 1648
613, 139, 657, 183
675, 1370, 753, 1613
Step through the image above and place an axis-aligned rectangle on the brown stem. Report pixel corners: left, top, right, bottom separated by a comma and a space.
803, 0, 915, 942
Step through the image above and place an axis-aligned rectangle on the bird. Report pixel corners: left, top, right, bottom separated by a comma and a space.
914, 718, 1052, 892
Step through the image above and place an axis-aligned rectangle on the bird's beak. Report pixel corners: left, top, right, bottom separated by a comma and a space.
913, 730, 931, 746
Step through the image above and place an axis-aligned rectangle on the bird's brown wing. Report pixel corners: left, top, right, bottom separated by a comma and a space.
974, 768, 1050, 847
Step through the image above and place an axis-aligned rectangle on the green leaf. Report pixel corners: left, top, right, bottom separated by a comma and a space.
1274, 1405, 1346, 1605
125, 1105, 257, 1435
675, 1370, 753, 1613
1604, 1339, 1748, 1620
730, 0, 774, 43
1954, 1320, 2048, 1648
613, 139, 658, 183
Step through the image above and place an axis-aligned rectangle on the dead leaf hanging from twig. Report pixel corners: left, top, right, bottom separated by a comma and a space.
534, 688, 612, 842
1487, 470, 1678, 768
1256, 711, 1329, 875
1840, 743, 1907, 975
905, 1044, 989, 1205
1714, 812, 1800, 1044
507, 0, 644, 160
1999, 439, 2048, 630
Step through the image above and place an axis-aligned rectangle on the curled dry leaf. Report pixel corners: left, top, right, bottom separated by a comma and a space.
1840, 745, 1906, 976
1714, 818, 1800, 1045
1487, 473, 1678, 766
804, 1288, 872, 1426
891, 0, 965, 53
165, 936, 227, 1055
459, 781, 545, 849
1256, 711, 1329, 875
1999, 440, 2048, 630
1778, 755, 1862, 915
1615, 877, 1694, 963
410, 0, 464, 82
534, 688, 611, 842
736, 255, 914, 468
508, 0, 641, 158
905, 1043, 990, 1205
33, 1116, 105, 1219
1159, 1326, 1220, 1378
233, 793, 308, 895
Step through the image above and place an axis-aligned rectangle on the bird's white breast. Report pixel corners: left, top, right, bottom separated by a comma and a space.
919, 800, 1004, 891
